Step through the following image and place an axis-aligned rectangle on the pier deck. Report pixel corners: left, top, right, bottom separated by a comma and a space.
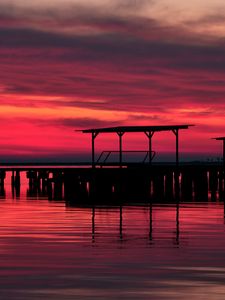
0, 162, 223, 205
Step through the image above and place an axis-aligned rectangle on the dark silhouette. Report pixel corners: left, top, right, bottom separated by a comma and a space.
79, 125, 194, 167
88, 204, 180, 245
0, 125, 224, 206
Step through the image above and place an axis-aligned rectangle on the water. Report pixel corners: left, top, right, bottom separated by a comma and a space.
1, 172, 225, 299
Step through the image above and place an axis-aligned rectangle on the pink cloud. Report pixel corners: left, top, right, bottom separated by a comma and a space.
0, 3, 225, 160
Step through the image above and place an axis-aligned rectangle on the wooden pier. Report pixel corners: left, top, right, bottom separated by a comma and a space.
0, 163, 224, 204
0, 125, 224, 204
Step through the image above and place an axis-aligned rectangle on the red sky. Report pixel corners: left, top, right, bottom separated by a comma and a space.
0, 0, 225, 162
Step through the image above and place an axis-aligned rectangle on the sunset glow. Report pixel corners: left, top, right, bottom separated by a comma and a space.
1, 0, 225, 161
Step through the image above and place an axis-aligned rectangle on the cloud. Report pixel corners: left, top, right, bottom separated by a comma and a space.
31, 117, 122, 129
0, 0, 225, 159
1, 32, 225, 116
0, 0, 223, 46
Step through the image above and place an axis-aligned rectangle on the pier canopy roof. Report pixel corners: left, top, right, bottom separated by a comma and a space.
213, 137, 225, 140
79, 125, 194, 167
81, 125, 193, 134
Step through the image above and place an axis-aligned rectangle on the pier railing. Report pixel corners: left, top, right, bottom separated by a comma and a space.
96, 150, 156, 165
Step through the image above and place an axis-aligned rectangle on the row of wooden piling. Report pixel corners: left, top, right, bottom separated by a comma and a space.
0, 166, 224, 203
63, 166, 225, 204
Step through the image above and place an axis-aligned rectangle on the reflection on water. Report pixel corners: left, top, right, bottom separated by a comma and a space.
0, 172, 225, 299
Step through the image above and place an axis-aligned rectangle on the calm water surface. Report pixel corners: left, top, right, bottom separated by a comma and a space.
0, 172, 225, 299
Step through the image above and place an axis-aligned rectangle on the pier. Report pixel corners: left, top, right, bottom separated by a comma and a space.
0, 125, 224, 205
0, 162, 223, 204
79, 125, 194, 167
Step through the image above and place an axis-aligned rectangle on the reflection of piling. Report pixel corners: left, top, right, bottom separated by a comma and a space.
53, 171, 63, 200
89, 172, 114, 204
27, 170, 51, 197
149, 202, 153, 241
47, 178, 53, 200
193, 170, 208, 202
0, 170, 6, 197
0, 170, 5, 188
27, 170, 39, 197
12, 170, 20, 187
92, 206, 95, 242
152, 172, 164, 201
209, 170, 218, 201
175, 203, 179, 245
181, 170, 193, 201
64, 172, 88, 204
120, 206, 123, 240
165, 172, 173, 200
218, 170, 224, 200
174, 170, 180, 201
223, 165, 225, 217
212, 137, 225, 210
118, 170, 150, 202
11, 170, 21, 198
38, 171, 49, 195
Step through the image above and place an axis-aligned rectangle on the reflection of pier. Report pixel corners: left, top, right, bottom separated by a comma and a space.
91, 204, 180, 245
0, 170, 6, 198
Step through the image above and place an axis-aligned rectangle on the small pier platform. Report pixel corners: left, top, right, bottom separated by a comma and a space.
0, 162, 224, 204
0, 124, 224, 204
62, 163, 225, 203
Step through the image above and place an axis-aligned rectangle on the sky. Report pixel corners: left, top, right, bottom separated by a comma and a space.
0, 0, 225, 162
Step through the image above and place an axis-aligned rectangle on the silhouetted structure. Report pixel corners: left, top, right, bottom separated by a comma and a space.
2, 124, 225, 205
89, 204, 180, 244
80, 125, 194, 167
0, 163, 223, 204
213, 137, 225, 169
213, 137, 225, 207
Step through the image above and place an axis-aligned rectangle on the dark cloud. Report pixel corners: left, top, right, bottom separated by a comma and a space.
0, 1, 225, 160
0, 1, 153, 21
115, 0, 153, 9
0, 2, 225, 115
0, 0, 217, 49
35, 117, 121, 129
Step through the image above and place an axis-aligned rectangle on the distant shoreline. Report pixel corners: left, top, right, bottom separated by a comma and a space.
0, 161, 223, 167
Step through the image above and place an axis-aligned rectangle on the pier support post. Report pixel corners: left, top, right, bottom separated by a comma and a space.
0, 170, 5, 188
117, 131, 125, 167
212, 137, 225, 199
145, 131, 154, 164
165, 172, 174, 200
219, 170, 224, 200
223, 140, 225, 198
0, 170, 5, 197
209, 170, 218, 201
153, 172, 164, 200
172, 129, 180, 198
120, 206, 123, 240
175, 203, 180, 245
223, 140, 225, 214
11, 170, 20, 198
92, 132, 99, 168
92, 207, 95, 242
223, 140, 225, 170
193, 170, 208, 201
181, 170, 193, 201
149, 201, 153, 241
172, 129, 179, 167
